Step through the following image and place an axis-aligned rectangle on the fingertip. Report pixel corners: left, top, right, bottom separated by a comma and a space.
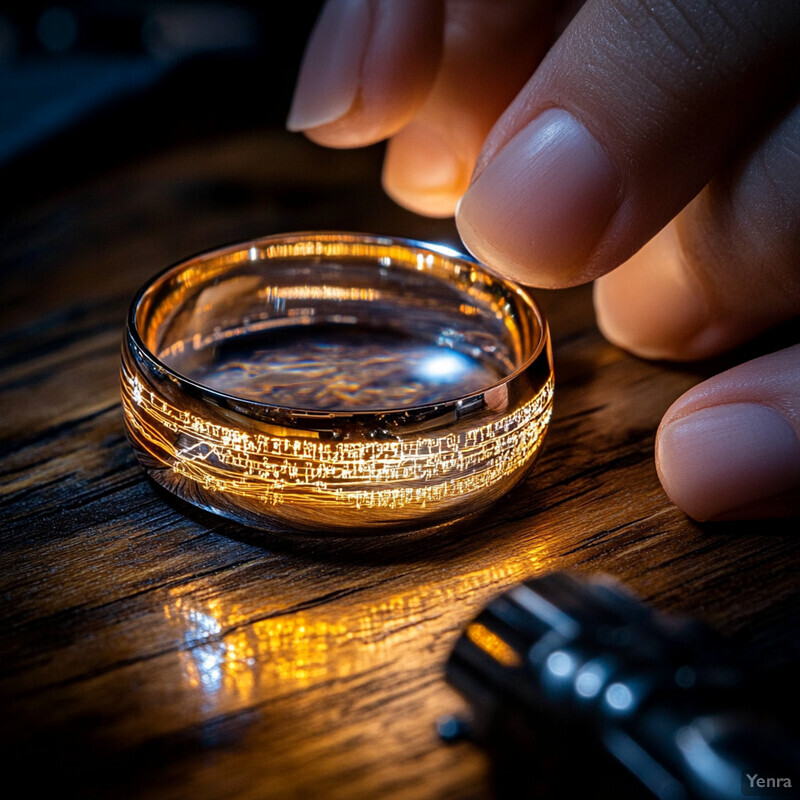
286, 0, 368, 134
656, 402, 800, 521
287, 0, 444, 148
455, 109, 620, 289
381, 122, 467, 218
593, 225, 716, 361
299, 107, 416, 150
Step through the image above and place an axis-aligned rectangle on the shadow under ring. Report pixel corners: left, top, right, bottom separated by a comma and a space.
121, 231, 554, 535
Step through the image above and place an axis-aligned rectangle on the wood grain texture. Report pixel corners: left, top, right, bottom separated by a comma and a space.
2, 123, 799, 800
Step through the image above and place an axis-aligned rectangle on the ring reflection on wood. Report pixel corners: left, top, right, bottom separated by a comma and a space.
120, 232, 554, 533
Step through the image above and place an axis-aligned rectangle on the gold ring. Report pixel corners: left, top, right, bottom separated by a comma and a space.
121, 231, 554, 534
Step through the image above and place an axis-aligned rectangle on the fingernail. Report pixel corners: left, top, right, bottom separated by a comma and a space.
287, 0, 369, 132
382, 122, 468, 218
456, 109, 620, 287
657, 403, 800, 521
594, 224, 711, 360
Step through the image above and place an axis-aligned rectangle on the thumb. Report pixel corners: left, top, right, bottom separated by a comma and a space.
656, 344, 800, 521
455, 0, 800, 287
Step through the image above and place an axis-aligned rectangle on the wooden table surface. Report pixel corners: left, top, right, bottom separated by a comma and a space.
2, 116, 799, 799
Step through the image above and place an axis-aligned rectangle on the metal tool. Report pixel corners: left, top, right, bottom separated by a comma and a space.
440, 571, 799, 799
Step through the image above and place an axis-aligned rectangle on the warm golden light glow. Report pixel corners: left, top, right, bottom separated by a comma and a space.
465, 622, 523, 668
163, 554, 547, 700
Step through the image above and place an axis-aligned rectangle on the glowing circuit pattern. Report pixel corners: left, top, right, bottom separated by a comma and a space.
121, 361, 553, 512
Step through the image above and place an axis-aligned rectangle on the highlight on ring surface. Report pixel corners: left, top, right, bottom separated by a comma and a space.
120, 232, 554, 534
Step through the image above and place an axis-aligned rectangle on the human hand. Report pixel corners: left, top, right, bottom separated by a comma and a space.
287, 0, 800, 520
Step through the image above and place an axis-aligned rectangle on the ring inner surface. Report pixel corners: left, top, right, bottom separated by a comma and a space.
137, 238, 540, 412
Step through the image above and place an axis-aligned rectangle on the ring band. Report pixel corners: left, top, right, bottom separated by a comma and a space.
121, 232, 554, 534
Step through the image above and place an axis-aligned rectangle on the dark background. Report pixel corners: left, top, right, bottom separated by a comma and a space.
0, 2, 323, 194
